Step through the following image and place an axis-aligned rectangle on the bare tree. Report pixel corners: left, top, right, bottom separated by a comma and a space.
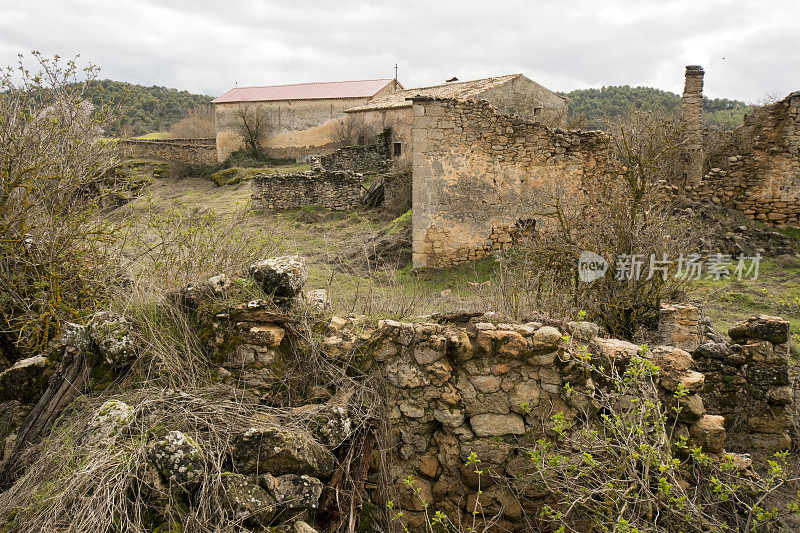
234, 104, 268, 156
331, 116, 378, 147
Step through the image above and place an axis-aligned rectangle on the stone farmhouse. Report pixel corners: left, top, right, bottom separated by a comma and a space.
213, 73, 566, 163
212, 78, 403, 162
345, 73, 567, 159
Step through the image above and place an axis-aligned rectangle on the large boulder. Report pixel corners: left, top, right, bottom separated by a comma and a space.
231, 427, 336, 478
220, 472, 276, 527
0, 355, 53, 403
88, 312, 138, 368
249, 256, 308, 298
729, 315, 790, 345
149, 430, 205, 491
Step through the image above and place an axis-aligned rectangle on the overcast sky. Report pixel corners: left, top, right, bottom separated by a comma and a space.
1, 0, 797, 103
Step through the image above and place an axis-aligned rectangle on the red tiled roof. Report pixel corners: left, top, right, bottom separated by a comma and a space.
212, 79, 402, 104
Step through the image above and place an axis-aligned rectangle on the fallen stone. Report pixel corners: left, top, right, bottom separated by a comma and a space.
86, 399, 134, 445
231, 427, 336, 478
470, 413, 525, 437
220, 471, 276, 526
272, 474, 324, 510
690, 414, 726, 453
88, 311, 138, 368
249, 256, 308, 298
729, 315, 790, 344
0, 355, 53, 403
149, 430, 205, 491
294, 520, 319, 533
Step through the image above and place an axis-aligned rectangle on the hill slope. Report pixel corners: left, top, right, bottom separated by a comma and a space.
85, 79, 213, 136
561, 86, 751, 130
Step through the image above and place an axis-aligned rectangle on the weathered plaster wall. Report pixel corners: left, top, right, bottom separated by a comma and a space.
214, 97, 372, 162
115, 138, 217, 165
410, 97, 608, 268
250, 170, 363, 210
684, 92, 800, 228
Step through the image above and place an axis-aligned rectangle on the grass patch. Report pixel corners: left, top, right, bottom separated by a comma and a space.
134, 132, 172, 140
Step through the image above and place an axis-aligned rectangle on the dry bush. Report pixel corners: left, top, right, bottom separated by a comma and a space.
0, 52, 124, 360
515, 350, 800, 532
489, 110, 696, 338
119, 201, 283, 291
331, 116, 379, 148
168, 104, 215, 139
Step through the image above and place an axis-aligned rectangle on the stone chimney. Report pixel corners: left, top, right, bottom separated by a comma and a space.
682, 65, 704, 185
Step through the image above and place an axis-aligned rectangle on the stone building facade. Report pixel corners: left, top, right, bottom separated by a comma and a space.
685, 91, 800, 228
212, 79, 401, 162
410, 97, 608, 268
250, 170, 363, 210
346, 74, 568, 164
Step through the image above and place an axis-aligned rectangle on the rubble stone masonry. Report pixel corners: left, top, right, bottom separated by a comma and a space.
251, 170, 363, 210
682, 66, 705, 185
687, 92, 800, 228
410, 97, 609, 268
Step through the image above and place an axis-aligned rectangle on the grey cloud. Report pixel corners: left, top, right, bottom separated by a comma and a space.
0, 0, 796, 102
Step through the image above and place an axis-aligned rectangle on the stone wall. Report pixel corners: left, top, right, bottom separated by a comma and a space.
319, 143, 390, 172
250, 170, 363, 210
683, 91, 800, 228
115, 138, 217, 165
410, 97, 609, 268
654, 305, 795, 458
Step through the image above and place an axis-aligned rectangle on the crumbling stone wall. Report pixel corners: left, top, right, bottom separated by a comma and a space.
655, 306, 795, 458
410, 97, 609, 268
352, 316, 730, 530
684, 92, 800, 228
115, 138, 217, 165
319, 143, 390, 172
251, 170, 363, 210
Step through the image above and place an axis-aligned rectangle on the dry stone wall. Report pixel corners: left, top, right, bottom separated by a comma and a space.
115, 138, 217, 165
684, 92, 800, 228
410, 97, 609, 268
319, 143, 390, 172
250, 170, 363, 210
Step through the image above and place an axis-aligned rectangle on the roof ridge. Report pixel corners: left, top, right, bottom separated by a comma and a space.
229, 78, 394, 90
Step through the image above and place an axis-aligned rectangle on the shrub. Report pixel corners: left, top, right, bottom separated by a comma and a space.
0, 52, 124, 360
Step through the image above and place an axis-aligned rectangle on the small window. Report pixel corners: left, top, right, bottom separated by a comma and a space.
393, 142, 402, 156
533, 107, 542, 116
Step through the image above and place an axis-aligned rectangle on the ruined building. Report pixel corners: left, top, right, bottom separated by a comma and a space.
345, 73, 567, 160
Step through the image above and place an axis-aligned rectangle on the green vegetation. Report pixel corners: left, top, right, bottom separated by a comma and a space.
561, 85, 752, 130
84, 79, 213, 136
